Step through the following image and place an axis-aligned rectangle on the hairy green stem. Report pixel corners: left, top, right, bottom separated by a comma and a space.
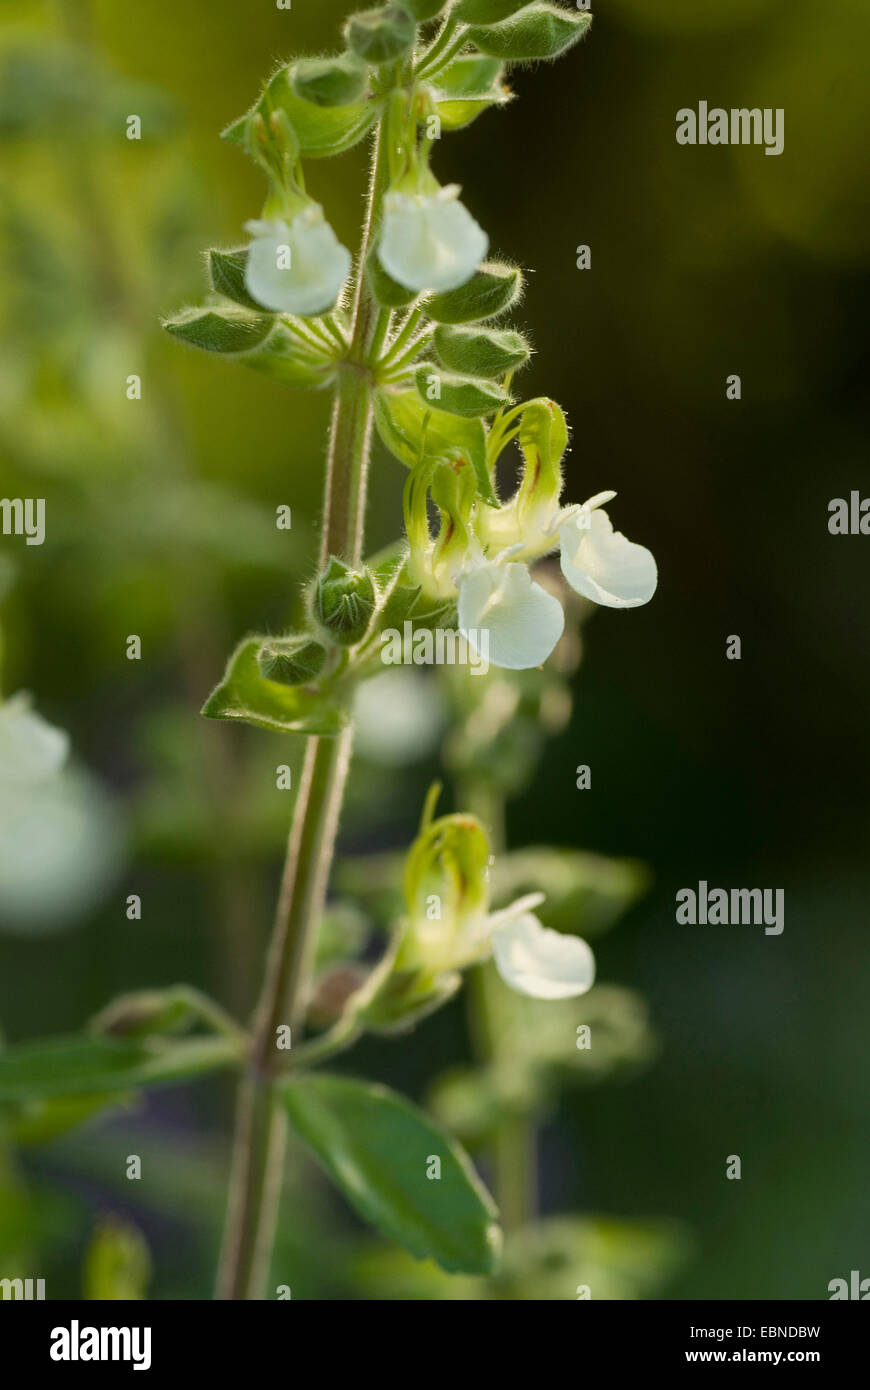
215, 125, 390, 1301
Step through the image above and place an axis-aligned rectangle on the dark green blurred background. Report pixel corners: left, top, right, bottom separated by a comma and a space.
1, 0, 868, 1298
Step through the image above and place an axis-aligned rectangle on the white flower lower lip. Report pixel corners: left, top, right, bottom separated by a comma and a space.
491, 914, 596, 1000
378, 185, 489, 293
244, 208, 352, 317
457, 559, 565, 670
559, 507, 658, 608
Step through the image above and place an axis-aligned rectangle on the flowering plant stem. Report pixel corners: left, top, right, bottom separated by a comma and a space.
216, 128, 390, 1302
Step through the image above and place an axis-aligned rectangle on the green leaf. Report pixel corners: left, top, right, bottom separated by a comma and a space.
426, 261, 524, 324
346, 6, 417, 64
374, 387, 497, 504
224, 67, 378, 159
434, 324, 530, 379
468, 4, 593, 62
0, 1035, 240, 1103
279, 1074, 501, 1274
415, 364, 509, 418
291, 54, 370, 108
3, 1092, 135, 1146
202, 636, 348, 736
163, 306, 275, 355
207, 247, 262, 311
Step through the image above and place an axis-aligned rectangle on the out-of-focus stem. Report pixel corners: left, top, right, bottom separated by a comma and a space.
462, 779, 538, 1240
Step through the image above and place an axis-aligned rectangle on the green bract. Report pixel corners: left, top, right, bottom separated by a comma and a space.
468, 3, 593, 62
434, 324, 531, 378
257, 636, 328, 686
429, 53, 511, 131
345, 6, 417, 64
203, 637, 348, 735
426, 261, 524, 323
291, 53, 370, 108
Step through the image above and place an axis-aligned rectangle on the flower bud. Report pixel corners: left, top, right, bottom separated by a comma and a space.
426, 260, 523, 324
468, 3, 593, 62
313, 557, 377, 645
433, 324, 530, 379
257, 635, 327, 685
345, 6, 416, 64
291, 53, 370, 108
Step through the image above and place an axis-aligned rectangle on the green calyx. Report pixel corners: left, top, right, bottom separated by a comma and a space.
345, 6, 417, 65
415, 364, 509, 418
313, 557, 378, 645
291, 53, 371, 109
434, 324, 530, 379
454, 0, 535, 23
426, 261, 524, 325
467, 4, 593, 63
257, 635, 328, 686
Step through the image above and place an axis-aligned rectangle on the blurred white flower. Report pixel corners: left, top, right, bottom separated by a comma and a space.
491, 912, 596, 1000
378, 184, 488, 293
353, 668, 446, 766
244, 206, 351, 316
0, 695, 69, 784
0, 694, 124, 933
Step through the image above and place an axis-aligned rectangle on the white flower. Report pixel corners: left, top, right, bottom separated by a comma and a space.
378, 184, 488, 293
559, 505, 657, 608
457, 559, 565, 670
0, 695, 69, 786
491, 913, 596, 1000
244, 207, 351, 317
